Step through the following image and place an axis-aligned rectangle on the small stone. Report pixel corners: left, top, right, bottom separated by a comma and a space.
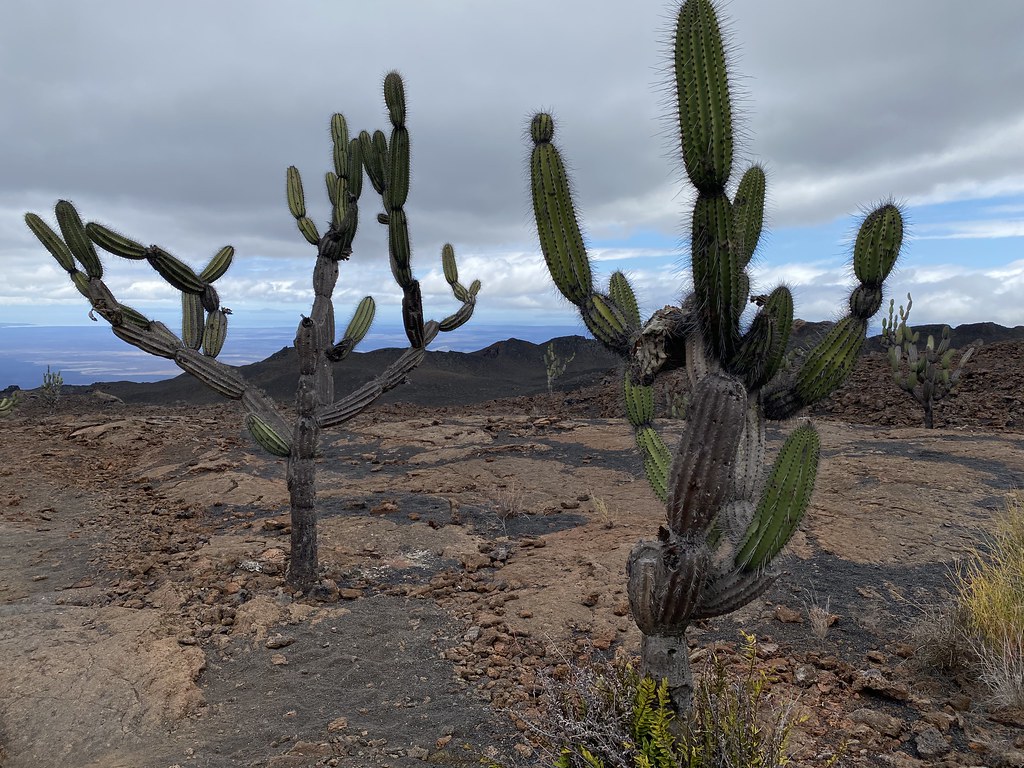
459, 553, 491, 573
271, 653, 288, 665
853, 667, 910, 701
339, 588, 363, 600
946, 693, 971, 711
793, 664, 819, 686
327, 716, 348, 732
850, 707, 904, 738
866, 649, 887, 663
266, 634, 296, 649
914, 726, 950, 759
774, 604, 803, 624
513, 743, 534, 758
406, 746, 429, 760
580, 592, 600, 607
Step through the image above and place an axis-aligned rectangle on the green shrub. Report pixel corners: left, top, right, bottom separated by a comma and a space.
516, 633, 806, 768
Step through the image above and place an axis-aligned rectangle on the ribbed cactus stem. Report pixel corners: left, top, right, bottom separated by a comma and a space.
675, 0, 732, 193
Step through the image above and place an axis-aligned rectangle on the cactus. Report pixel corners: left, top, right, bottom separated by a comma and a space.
882, 293, 976, 428
528, 0, 903, 714
26, 71, 480, 592
0, 392, 17, 416
41, 366, 63, 410
544, 341, 576, 395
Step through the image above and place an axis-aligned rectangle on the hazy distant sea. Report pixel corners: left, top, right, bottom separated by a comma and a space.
0, 324, 584, 390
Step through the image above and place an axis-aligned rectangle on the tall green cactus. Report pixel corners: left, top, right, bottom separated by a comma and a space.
882, 293, 976, 428
25, 72, 480, 592
528, 0, 903, 714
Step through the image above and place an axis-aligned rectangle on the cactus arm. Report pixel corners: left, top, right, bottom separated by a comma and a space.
728, 286, 794, 389
328, 296, 375, 362
762, 203, 902, 421
0, 392, 18, 416
316, 344, 428, 429
734, 423, 819, 570
675, 0, 732, 194
529, 114, 592, 307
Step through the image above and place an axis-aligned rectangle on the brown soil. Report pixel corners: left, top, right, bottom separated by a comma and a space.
2, 351, 1024, 767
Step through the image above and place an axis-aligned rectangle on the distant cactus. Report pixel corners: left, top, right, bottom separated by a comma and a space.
544, 341, 576, 395
881, 293, 976, 428
528, 0, 903, 714
41, 366, 63, 410
26, 71, 480, 591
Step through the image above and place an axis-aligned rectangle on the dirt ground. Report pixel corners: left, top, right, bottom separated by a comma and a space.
1, 389, 1023, 767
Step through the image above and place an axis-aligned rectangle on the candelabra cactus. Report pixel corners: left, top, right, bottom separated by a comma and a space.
881, 293, 975, 428
528, 0, 903, 714
544, 341, 576, 395
25, 71, 480, 591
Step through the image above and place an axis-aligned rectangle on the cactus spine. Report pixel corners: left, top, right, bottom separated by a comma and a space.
882, 293, 976, 428
528, 0, 903, 714
25, 72, 480, 592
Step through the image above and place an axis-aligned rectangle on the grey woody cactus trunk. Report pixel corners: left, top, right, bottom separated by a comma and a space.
26, 71, 480, 592
529, 0, 904, 714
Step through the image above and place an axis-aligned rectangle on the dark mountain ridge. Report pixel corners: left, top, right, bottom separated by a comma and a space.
10, 321, 1023, 408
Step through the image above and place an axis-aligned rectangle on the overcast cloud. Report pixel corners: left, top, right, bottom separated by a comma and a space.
2, 0, 1023, 335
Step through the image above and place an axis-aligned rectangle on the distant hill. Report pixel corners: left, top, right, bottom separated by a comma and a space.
79, 335, 620, 407
25, 321, 1024, 408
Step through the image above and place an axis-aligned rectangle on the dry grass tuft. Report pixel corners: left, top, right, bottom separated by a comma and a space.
494, 481, 525, 520
915, 492, 1024, 708
955, 491, 1024, 649
803, 589, 838, 644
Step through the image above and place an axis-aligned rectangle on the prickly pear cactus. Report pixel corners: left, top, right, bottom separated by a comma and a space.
528, 0, 903, 713
882, 293, 976, 428
25, 71, 480, 591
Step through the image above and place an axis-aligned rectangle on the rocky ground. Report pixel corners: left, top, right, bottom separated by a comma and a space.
1, 345, 1023, 767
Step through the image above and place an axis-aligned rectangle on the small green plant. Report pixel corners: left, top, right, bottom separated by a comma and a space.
881, 292, 976, 428
516, 633, 802, 768
546, 341, 577, 395
41, 366, 63, 409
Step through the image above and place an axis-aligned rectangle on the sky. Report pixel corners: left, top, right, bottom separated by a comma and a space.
3, 0, 1023, 351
